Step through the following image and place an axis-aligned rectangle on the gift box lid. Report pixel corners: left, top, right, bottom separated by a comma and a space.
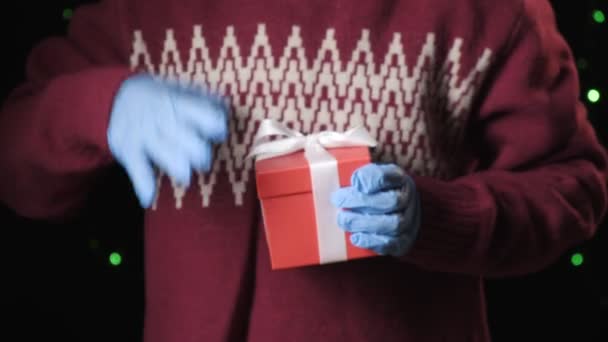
255, 147, 371, 199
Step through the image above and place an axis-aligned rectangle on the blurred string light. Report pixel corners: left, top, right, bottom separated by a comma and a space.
587, 89, 600, 103
109, 252, 122, 266
570, 253, 584, 267
63, 8, 73, 20
592, 10, 605, 24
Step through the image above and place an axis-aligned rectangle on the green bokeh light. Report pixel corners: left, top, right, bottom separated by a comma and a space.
570, 253, 584, 267
63, 8, 73, 20
109, 252, 122, 266
587, 89, 600, 103
592, 10, 605, 23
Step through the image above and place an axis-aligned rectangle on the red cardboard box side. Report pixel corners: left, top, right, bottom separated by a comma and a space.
256, 152, 311, 199
256, 147, 376, 269
260, 192, 320, 269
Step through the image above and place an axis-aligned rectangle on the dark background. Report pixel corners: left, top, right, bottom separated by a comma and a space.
1, 1, 606, 341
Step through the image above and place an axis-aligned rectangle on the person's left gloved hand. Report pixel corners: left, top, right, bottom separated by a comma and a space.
331, 163, 421, 256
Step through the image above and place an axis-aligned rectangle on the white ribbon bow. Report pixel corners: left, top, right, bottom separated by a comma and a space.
247, 119, 378, 161
249, 119, 378, 265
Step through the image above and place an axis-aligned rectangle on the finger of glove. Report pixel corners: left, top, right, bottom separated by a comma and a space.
331, 187, 408, 214
121, 152, 157, 208
158, 124, 213, 172
351, 163, 406, 194
337, 210, 403, 236
209, 93, 231, 114
189, 138, 213, 172
169, 88, 229, 143
179, 84, 230, 114
144, 137, 192, 187
350, 232, 412, 257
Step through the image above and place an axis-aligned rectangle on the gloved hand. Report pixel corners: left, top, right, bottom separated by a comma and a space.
107, 74, 228, 208
331, 163, 421, 256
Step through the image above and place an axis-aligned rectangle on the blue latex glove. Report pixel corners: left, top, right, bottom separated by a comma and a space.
107, 74, 228, 208
331, 163, 421, 256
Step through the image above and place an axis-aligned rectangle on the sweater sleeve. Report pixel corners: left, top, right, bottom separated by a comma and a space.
0, 0, 133, 220
402, 0, 608, 277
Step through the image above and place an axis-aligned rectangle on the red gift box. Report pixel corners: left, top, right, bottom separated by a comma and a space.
255, 146, 377, 269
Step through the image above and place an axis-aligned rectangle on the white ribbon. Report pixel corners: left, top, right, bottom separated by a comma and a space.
249, 119, 377, 264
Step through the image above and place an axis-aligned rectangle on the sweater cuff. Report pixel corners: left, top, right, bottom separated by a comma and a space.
402, 175, 495, 270
67, 66, 135, 164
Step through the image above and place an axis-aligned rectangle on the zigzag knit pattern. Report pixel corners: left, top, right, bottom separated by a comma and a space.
128, 24, 492, 208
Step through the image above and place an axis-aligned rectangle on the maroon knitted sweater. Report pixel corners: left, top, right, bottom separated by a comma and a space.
1, 0, 606, 341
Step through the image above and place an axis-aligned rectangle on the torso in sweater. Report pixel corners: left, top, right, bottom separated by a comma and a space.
126, 0, 520, 341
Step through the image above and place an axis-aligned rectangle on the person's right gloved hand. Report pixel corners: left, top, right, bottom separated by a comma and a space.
107, 74, 229, 208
